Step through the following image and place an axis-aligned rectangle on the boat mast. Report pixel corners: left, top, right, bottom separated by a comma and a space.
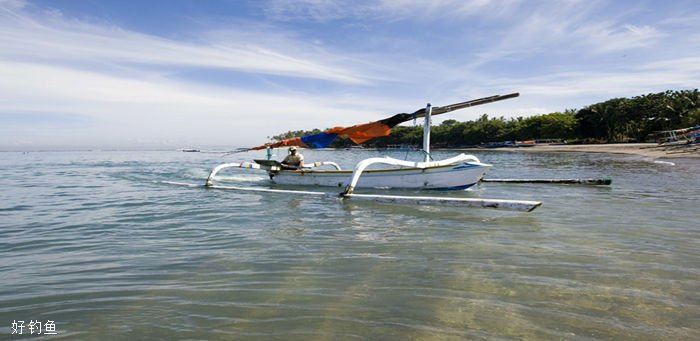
423, 103, 432, 162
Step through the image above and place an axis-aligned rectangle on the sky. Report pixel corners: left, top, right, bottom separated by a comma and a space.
1, 0, 699, 150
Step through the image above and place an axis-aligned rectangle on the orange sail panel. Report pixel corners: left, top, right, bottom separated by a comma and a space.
249, 137, 305, 150
328, 121, 393, 144
247, 113, 413, 151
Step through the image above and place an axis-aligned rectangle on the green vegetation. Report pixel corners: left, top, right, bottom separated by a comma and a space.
271, 89, 700, 147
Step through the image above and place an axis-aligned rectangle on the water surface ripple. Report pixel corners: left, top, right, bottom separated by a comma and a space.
1, 150, 698, 340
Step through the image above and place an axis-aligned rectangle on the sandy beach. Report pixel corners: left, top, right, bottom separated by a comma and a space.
490, 143, 699, 159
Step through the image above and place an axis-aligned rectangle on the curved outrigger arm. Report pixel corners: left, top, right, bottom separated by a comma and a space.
340, 153, 483, 196
304, 161, 342, 171
206, 160, 343, 187
206, 162, 260, 187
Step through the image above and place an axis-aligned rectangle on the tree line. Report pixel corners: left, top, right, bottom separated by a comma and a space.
271, 89, 700, 147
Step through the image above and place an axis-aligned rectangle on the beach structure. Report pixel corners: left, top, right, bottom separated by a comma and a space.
650, 125, 700, 155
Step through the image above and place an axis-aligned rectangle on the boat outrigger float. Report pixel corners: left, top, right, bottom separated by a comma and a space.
204, 92, 543, 212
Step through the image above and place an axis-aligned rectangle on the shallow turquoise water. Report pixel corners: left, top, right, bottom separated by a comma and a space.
1, 149, 698, 340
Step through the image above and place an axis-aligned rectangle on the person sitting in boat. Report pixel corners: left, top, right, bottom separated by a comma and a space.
281, 146, 304, 170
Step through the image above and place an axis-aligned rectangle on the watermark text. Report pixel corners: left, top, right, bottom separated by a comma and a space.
11, 320, 58, 335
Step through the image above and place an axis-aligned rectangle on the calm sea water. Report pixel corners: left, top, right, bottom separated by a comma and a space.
1, 149, 698, 340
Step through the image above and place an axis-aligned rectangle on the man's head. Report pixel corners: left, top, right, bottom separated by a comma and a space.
289, 146, 297, 154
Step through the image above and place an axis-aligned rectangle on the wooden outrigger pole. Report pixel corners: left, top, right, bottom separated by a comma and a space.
201, 183, 543, 212
164, 180, 542, 212
482, 178, 612, 185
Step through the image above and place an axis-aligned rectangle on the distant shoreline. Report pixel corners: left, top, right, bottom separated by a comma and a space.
3, 143, 698, 160
437, 143, 699, 159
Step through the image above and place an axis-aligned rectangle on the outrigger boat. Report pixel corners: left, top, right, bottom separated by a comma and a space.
203, 93, 544, 211
251, 154, 489, 190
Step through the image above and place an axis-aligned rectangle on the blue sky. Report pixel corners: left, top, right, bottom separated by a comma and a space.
1, 0, 699, 149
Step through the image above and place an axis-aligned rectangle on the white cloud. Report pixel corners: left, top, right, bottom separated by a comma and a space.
0, 0, 25, 10
573, 23, 664, 53
475, 59, 700, 115
0, 4, 367, 84
263, 0, 523, 22
0, 1, 398, 148
1, 0, 699, 149
377, 0, 523, 19
0, 60, 395, 146
465, 1, 658, 67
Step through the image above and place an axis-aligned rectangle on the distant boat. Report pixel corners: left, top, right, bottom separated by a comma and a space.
480, 140, 536, 148
181, 148, 200, 152
515, 140, 536, 147
380, 144, 419, 151
653, 125, 700, 144
479, 141, 514, 148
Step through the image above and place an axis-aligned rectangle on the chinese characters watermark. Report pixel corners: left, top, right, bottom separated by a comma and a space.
11, 320, 58, 335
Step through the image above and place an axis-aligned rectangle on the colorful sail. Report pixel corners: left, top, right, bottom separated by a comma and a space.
249, 113, 412, 150
245, 93, 519, 151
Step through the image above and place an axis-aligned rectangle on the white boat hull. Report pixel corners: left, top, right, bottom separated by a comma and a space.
269, 161, 490, 190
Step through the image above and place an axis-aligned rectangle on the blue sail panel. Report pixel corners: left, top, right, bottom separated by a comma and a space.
300, 132, 338, 148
